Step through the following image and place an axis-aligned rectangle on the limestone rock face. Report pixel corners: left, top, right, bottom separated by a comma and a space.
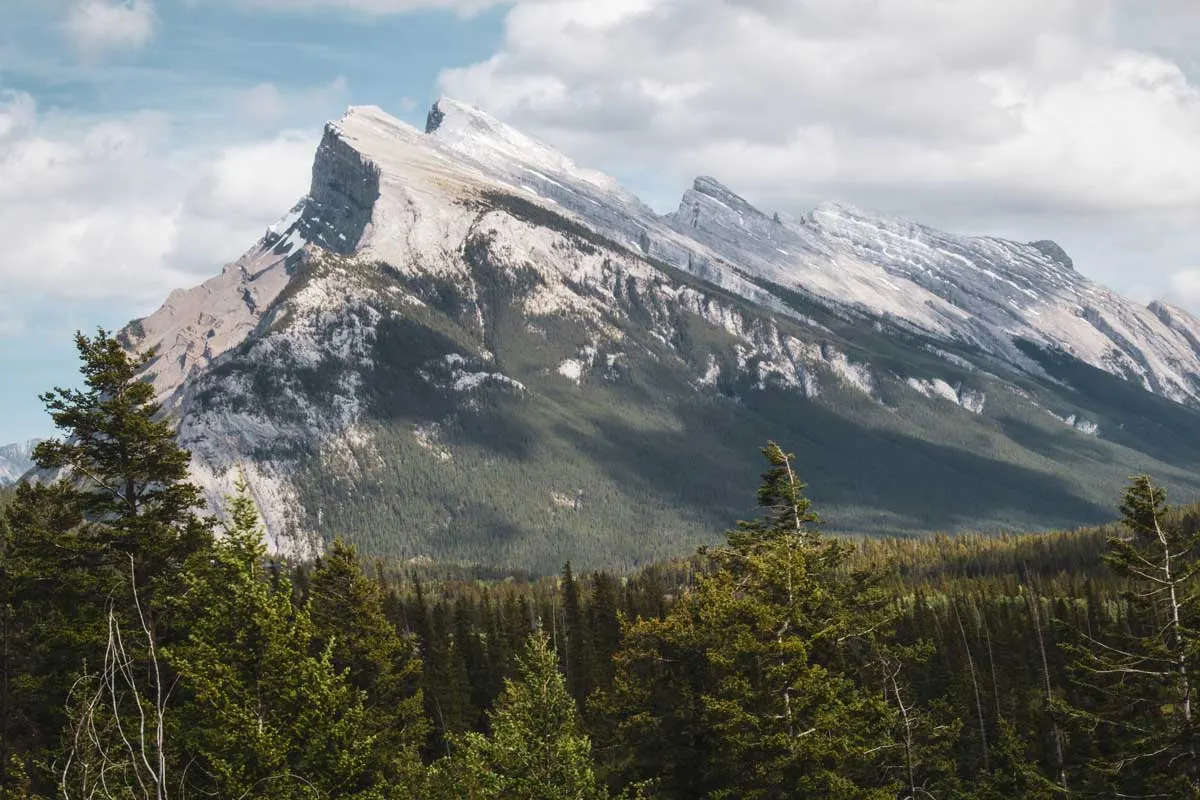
115, 98, 1200, 568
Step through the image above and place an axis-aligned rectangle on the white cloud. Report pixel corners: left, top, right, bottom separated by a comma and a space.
232, 76, 348, 127
233, 0, 501, 15
436, 0, 1200, 302
64, 0, 156, 56
1170, 269, 1200, 309
0, 91, 320, 330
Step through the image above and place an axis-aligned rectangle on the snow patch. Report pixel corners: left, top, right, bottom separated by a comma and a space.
1048, 411, 1101, 436
558, 359, 585, 384
907, 377, 986, 414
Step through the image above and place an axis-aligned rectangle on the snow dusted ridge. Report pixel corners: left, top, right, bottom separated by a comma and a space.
0, 440, 41, 486
118, 96, 1200, 551
412, 98, 1200, 407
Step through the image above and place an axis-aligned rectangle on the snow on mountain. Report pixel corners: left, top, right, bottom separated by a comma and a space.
419, 98, 1200, 406
0, 439, 41, 485
665, 180, 1200, 404
118, 96, 1200, 560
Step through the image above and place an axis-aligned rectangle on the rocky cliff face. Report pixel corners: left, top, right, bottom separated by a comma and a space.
118, 98, 1200, 570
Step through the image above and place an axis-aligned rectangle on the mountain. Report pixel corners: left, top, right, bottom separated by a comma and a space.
119, 98, 1200, 571
0, 440, 40, 486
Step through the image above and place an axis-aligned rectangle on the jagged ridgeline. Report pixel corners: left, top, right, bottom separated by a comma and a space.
118, 98, 1200, 572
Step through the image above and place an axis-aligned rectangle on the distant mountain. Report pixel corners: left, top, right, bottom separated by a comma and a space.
117, 98, 1200, 571
0, 440, 40, 486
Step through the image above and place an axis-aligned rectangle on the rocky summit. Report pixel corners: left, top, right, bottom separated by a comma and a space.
119, 98, 1200, 571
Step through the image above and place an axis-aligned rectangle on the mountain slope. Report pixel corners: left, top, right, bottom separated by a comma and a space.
0, 440, 40, 486
119, 99, 1200, 570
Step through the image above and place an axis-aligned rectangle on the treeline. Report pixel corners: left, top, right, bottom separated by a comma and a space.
5, 330, 1200, 798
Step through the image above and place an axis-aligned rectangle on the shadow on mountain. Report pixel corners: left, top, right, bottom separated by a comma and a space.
994, 416, 1115, 466
558, 394, 1113, 537
1016, 339, 1200, 472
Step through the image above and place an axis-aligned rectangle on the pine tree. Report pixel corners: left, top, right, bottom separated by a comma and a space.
3, 329, 212, 795
600, 442, 896, 799
307, 539, 428, 793
430, 631, 607, 800
167, 481, 384, 799
587, 570, 622, 697
562, 562, 590, 706
32, 329, 211, 588
1066, 475, 1200, 796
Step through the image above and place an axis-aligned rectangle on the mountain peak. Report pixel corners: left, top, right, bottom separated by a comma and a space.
418, 97, 622, 195
680, 175, 767, 220
810, 200, 899, 226
111, 91, 1200, 566
1028, 239, 1075, 272
424, 96, 508, 137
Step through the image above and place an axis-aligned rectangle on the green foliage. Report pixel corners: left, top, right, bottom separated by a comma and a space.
14, 321, 1200, 799
599, 443, 896, 799
430, 631, 607, 800
307, 539, 428, 793
1062, 476, 1200, 795
33, 329, 211, 583
2, 330, 212, 796
167, 479, 384, 799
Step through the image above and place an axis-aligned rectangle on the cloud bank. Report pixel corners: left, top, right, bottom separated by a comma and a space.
438, 0, 1200, 302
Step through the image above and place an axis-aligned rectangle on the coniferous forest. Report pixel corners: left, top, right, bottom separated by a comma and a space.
6, 331, 1200, 799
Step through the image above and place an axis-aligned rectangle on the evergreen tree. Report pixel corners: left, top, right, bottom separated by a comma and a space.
307, 539, 428, 793
587, 571, 622, 700
32, 329, 211, 588
168, 482, 384, 799
562, 562, 590, 706
600, 443, 896, 799
430, 631, 607, 800
1067, 475, 1200, 796
3, 329, 212, 795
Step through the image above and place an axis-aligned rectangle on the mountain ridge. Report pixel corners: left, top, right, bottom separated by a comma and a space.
112, 97, 1200, 569
0, 440, 41, 486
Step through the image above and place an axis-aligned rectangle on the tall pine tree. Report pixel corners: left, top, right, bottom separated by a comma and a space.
430, 631, 607, 800
307, 539, 428, 794
600, 443, 896, 799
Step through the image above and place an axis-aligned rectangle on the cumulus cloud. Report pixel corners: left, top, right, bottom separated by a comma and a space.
0, 90, 319, 330
232, 76, 348, 128
436, 0, 1200, 303
64, 0, 156, 56
234, 0, 500, 15
1170, 270, 1200, 309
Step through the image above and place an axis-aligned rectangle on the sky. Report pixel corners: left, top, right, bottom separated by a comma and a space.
3, 0, 1200, 443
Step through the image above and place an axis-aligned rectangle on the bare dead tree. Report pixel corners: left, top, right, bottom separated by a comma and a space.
59, 557, 170, 800
954, 602, 988, 773
1024, 575, 1069, 795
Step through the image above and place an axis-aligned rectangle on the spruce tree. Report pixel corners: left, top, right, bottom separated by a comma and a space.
307, 539, 428, 793
562, 561, 590, 706
3, 329, 212, 795
430, 631, 607, 800
601, 442, 896, 799
1067, 475, 1200, 796
32, 329, 211, 586
168, 482, 383, 799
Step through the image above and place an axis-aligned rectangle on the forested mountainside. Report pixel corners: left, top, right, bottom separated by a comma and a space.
110, 98, 1200, 571
5, 332, 1200, 798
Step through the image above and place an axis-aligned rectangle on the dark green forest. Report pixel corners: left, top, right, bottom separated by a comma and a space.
5, 331, 1200, 798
